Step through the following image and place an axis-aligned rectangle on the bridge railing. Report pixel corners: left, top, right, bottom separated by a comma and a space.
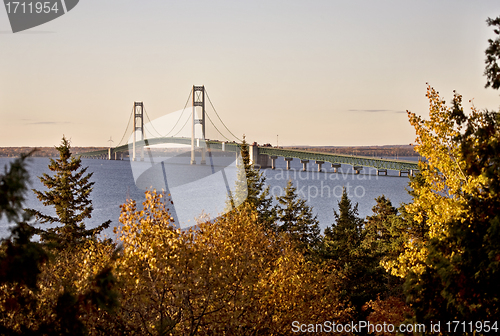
258, 147, 419, 171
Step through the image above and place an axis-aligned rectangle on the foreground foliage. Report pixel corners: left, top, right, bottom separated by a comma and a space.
0, 146, 117, 335
395, 86, 500, 326
484, 16, 500, 90
111, 190, 352, 335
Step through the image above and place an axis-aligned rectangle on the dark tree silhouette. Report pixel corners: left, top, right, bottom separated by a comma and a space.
275, 179, 321, 254
485, 16, 500, 90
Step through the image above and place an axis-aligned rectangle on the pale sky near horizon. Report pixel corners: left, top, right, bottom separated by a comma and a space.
1, 0, 500, 148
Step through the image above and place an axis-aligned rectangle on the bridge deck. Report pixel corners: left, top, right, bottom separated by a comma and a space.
259, 147, 419, 171
79, 137, 419, 172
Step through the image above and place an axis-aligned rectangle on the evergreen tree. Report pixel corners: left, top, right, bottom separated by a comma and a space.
275, 179, 320, 254
0, 151, 48, 291
27, 137, 110, 248
233, 137, 276, 230
363, 196, 406, 299
0, 152, 48, 335
484, 16, 500, 90
323, 188, 383, 325
0, 152, 118, 335
363, 196, 405, 266
323, 188, 364, 265
1, 151, 33, 223
364, 195, 397, 242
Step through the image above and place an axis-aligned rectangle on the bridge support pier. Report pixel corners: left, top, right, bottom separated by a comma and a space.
377, 169, 387, 176
285, 158, 293, 170
270, 156, 278, 170
300, 160, 309, 171
399, 170, 410, 177
316, 161, 324, 172
353, 166, 363, 174
331, 163, 341, 173
222, 142, 225, 152
249, 145, 271, 168
199, 140, 206, 165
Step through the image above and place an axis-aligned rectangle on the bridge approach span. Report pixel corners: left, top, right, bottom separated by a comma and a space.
253, 146, 419, 176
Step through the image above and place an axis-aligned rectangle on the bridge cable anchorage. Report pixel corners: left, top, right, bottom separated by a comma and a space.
162, 89, 193, 137
205, 90, 242, 142
116, 106, 135, 147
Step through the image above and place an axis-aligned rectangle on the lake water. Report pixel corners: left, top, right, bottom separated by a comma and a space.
0, 156, 417, 239
261, 156, 416, 230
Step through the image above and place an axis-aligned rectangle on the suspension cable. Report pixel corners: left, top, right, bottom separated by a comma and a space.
205, 90, 242, 142
205, 112, 233, 142
116, 106, 134, 147
162, 89, 192, 137
172, 109, 193, 138
143, 105, 163, 138
118, 88, 238, 145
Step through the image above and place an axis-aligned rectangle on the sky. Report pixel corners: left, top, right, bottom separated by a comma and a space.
1, 0, 500, 148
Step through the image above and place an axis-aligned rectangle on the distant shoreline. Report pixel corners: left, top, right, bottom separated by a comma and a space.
0, 147, 108, 158
0, 144, 418, 158
281, 144, 418, 157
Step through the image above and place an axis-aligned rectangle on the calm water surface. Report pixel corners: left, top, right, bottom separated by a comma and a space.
0, 156, 417, 238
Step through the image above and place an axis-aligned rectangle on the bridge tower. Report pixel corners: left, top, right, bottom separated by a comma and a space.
133, 101, 144, 161
191, 85, 206, 165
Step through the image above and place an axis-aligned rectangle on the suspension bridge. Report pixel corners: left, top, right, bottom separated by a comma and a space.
81, 86, 420, 176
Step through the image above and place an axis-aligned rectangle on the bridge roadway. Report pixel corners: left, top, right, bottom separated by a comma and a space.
79, 137, 241, 158
80, 137, 419, 176
256, 147, 418, 175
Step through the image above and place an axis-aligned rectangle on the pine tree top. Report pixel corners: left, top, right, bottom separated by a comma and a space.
27, 137, 110, 248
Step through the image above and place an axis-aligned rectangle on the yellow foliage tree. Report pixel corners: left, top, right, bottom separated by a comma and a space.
385, 85, 500, 323
384, 85, 486, 278
0, 238, 117, 334
366, 296, 413, 336
112, 190, 352, 335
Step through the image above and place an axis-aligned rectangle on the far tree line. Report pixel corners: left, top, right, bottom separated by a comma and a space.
0, 144, 418, 158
